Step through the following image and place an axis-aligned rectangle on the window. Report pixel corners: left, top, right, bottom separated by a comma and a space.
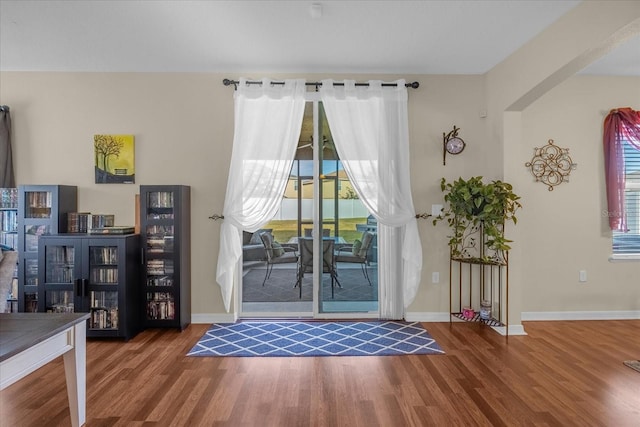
612, 139, 640, 256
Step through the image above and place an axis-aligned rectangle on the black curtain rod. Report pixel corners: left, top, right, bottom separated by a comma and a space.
222, 78, 419, 90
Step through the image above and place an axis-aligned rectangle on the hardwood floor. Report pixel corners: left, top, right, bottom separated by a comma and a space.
1, 320, 639, 426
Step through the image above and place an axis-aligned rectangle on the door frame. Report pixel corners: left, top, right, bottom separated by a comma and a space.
238, 93, 379, 320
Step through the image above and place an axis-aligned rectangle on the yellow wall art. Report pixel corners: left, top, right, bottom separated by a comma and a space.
94, 134, 135, 184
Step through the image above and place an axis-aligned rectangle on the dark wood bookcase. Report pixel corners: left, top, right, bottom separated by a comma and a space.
17, 185, 77, 312
139, 185, 191, 330
38, 234, 142, 340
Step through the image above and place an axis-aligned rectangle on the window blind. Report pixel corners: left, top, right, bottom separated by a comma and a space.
612, 140, 640, 255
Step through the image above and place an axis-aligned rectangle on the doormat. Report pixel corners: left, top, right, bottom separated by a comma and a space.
623, 360, 640, 373
187, 321, 445, 357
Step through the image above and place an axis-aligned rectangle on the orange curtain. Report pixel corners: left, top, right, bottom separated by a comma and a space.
603, 108, 640, 231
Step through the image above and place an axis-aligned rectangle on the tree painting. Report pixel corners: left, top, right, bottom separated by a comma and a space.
94, 134, 135, 184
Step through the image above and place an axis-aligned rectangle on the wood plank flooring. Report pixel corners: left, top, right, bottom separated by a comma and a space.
1, 320, 639, 426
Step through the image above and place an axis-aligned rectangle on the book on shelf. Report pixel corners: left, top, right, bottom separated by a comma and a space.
0, 188, 18, 209
1, 209, 18, 231
68, 213, 116, 233
91, 214, 115, 228
68, 212, 91, 233
89, 226, 135, 235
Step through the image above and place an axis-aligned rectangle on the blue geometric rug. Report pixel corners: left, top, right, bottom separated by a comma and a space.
187, 321, 445, 357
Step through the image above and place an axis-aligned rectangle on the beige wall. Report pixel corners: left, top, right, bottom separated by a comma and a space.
1, 71, 638, 321
518, 75, 640, 315
1, 72, 234, 315
0, 71, 487, 319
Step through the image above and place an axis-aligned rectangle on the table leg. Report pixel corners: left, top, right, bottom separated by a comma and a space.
63, 321, 86, 427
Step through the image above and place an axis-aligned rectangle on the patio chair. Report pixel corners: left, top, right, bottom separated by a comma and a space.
334, 231, 374, 286
303, 228, 331, 238
297, 237, 341, 298
259, 231, 299, 287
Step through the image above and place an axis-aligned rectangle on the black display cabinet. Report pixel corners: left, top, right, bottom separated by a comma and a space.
140, 185, 191, 330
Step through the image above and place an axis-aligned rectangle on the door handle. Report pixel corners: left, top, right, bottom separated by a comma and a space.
83, 278, 89, 297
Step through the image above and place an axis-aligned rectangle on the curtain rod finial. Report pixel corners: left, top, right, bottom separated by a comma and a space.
223, 78, 238, 90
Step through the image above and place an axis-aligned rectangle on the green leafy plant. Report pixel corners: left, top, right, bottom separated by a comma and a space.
433, 176, 522, 261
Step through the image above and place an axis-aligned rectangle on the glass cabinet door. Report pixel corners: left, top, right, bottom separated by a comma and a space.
42, 243, 76, 313
19, 185, 78, 313
140, 185, 189, 330
24, 190, 53, 219
145, 190, 176, 320
88, 244, 119, 329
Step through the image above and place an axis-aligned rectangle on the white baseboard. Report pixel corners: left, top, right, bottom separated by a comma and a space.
191, 313, 237, 324
191, 311, 639, 331
521, 310, 640, 321
406, 311, 528, 335
490, 324, 527, 336
405, 312, 451, 322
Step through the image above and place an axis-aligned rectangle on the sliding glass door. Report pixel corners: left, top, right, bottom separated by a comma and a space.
240, 99, 378, 318
316, 103, 378, 316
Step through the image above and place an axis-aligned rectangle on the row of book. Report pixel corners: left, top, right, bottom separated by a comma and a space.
46, 267, 74, 283
148, 191, 174, 208
89, 226, 135, 235
89, 246, 119, 265
26, 191, 52, 209
0, 188, 18, 209
1, 209, 17, 232
47, 303, 75, 313
45, 266, 119, 284
146, 213, 174, 220
91, 291, 117, 307
146, 236, 174, 253
46, 290, 73, 309
45, 245, 75, 263
90, 307, 119, 329
90, 267, 119, 284
25, 261, 38, 284
147, 259, 174, 275
0, 231, 17, 249
68, 213, 115, 233
147, 275, 174, 287
147, 296, 175, 320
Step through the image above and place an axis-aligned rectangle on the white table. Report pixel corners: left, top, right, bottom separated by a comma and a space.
0, 312, 90, 427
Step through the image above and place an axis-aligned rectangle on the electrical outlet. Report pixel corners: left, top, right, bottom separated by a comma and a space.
432, 272, 440, 283
579, 270, 587, 282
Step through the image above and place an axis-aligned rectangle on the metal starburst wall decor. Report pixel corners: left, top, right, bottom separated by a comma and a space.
525, 139, 577, 191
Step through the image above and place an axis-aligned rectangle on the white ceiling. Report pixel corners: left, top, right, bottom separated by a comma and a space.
0, 0, 638, 76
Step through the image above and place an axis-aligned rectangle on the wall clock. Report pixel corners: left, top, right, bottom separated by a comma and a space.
443, 125, 465, 165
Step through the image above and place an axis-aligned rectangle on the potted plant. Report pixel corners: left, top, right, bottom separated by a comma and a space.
433, 176, 522, 262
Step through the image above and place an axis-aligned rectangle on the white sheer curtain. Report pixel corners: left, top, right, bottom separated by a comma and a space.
216, 78, 306, 312
320, 79, 422, 319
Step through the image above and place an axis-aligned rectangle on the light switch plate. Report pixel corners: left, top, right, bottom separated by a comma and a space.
579, 270, 587, 282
